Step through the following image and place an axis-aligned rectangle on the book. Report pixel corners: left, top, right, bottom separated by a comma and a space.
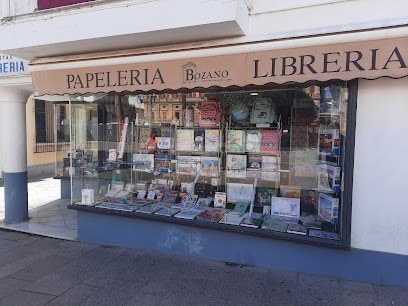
104, 184, 123, 198
138, 127, 151, 149
226, 154, 247, 178
318, 129, 340, 156
136, 190, 146, 199
260, 130, 280, 154
196, 208, 227, 222
245, 130, 261, 153
176, 156, 201, 175
156, 137, 171, 150
308, 229, 340, 240
154, 207, 181, 217
214, 192, 227, 208
196, 197, 213, 207
279, 185, 301, 198
219, 210, 245, 225
300, 189, 317, 213
200, 156, 219, 177
146, 190, 157, 200
261, 156, 280, 171
136, 204, 163, 214
227, 183, 253, 203
95, 202, 136, 212
255, 187, 276, 206
317, 164, 341, 193
204, 129, 220, 152
176, 129, 195, 151
174, 208, 204, 220
261, 215, 289, 232
227, 130, 245, 153
132, 153, 154, 172
113, 190, 131, 199
247, 154, 262, 169
271, 196, 301, 218
261, 156, 280, 181
318, 192, 339, 224
240, 212, 264, 228
234, 201, 249, 213
286, 223, 308, 235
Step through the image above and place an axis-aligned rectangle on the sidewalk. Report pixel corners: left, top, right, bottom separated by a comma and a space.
0, 229, 406, 306
0, 177, 77, 240
0, 178, 407, 305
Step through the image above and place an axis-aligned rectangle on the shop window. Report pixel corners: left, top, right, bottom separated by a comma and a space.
68, 83, 354, 247
34, 100, 70, 153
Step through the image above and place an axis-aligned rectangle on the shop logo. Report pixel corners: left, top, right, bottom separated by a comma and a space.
182, 62, 230, 83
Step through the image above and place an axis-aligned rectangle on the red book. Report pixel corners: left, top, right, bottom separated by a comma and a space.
260, 130, 281, 154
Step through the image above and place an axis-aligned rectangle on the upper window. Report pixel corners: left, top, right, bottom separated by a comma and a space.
37, 0, 95, 10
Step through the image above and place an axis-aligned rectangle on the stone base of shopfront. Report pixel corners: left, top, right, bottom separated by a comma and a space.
75, 209, 408, 288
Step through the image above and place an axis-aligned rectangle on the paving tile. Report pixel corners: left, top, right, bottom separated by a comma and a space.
0, 289, 55, 306
47, 283, 100, 305
0, 277, 31, 299
9, 255, 73, 281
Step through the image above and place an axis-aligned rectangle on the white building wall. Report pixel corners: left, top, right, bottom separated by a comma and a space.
352, 77, 408, 255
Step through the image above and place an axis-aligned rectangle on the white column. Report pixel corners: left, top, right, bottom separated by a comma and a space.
0, 86, 30, 223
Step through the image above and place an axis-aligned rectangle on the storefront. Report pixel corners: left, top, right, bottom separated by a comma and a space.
29, 35, 408, 286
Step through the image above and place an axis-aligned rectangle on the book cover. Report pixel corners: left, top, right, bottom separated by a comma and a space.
156, 137, 171, 150
271, 196, 301, 218
176, 156, 201, 175
279, 185, 301, 198
300, 189, 317, 213
214, 192, 227, 208
261, 156, 280, 172
204, 129, 220, 152
95, 202, 136, 212
308, 229, 340, 240
261, 156, 280, 181
255, 187, 276, 206
219, 211, 245, 226
227, 183, 253, 203
132, 153, 154, 172
176, 129, 195, 151
104, 184, 123, 198
245, 130, 261, 153
234, 201, 249, 213
247, 155, 262, 169
318, 193, 339, 224
261, 215, 289, 232
196, 208, 227, 222
240, 213, 264, 228
154, 207, 181, 217
227, 130, 245, 153
196, 197, 213, 207
317, 164, 341, 193
226, 154, 247, 178
146, 190, 156, 200
260, 130, 280, 154
138, 127, 151, 149
136, 204, 163, 214
200, 156, 219, 177
174, 208, 204, 220
286, 223, 308, 235
318, 129, 340, 156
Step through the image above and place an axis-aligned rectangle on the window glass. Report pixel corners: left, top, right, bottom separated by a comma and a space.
66, 83, 349, 243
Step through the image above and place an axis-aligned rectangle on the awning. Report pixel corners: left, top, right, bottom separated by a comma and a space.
30, 36, 408, 96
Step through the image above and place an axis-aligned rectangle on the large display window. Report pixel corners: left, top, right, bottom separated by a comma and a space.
60, 81, 354, 247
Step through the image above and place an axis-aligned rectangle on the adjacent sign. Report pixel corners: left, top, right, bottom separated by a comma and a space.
0, 54, 29, 76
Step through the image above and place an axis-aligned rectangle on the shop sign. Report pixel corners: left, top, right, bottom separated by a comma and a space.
31, 37, 408, 95
0, 54, 29, 76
